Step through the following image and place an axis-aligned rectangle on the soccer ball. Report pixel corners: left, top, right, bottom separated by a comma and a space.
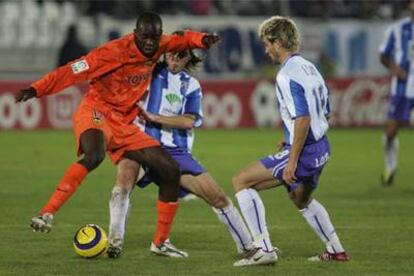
73, 224, 108, 258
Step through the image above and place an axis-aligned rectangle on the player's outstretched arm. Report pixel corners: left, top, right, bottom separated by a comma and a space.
166, 31, 220, 53
15, 87, 37, 102
31, 43, 122, 98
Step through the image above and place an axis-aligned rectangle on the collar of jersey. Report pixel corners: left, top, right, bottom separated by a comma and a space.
281, 53, 300, 68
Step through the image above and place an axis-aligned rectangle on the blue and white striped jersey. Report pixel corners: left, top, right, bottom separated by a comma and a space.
276, 54, 330, 145
379, 17, 414, 98
136, 66, 203, 152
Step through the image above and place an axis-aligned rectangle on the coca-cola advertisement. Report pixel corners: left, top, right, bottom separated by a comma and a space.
0, 77, 408, 130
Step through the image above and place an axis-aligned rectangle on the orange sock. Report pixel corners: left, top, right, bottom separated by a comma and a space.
40, 163, 88, 215
153, 199, 179, 246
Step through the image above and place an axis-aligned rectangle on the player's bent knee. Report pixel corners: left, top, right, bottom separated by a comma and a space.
116, 169, 137, 190
83, 151, 105, 171
291, 196, 311, 209
293, 200, 307, 209
232, 173, 247, 192
210, 193, 228, 209
231, 175, 240, 191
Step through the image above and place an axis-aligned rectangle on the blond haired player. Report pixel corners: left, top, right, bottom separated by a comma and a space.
232, 16, 349, 266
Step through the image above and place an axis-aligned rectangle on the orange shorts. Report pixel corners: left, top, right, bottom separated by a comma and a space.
72, 103, 160, 164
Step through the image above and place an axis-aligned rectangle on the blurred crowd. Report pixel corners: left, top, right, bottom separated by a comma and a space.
0, 0, 410, 75
43, 0, 408, 19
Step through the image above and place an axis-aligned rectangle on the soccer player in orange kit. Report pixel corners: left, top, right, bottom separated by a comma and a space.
15, 12, 219, 254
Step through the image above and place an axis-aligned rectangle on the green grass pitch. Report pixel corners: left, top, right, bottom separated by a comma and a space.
1, 129, 413, 275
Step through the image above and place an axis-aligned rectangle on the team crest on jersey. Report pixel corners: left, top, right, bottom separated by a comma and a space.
92, 110, 104, 125
165, 93, 181, 106
145, 60, 153, 67
71, 60, 89, 74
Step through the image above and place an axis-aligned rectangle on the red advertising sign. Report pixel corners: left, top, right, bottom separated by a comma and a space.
0, 77, 403, 130
0, 82, 83, 129
326, 77, 390, 127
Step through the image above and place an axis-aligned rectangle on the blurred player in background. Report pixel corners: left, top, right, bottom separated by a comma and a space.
379, 0, 414, 187
57, 24, 88, 67
15, 12, 219, 253
107, 48, 255, 259
232, 16, 349, 266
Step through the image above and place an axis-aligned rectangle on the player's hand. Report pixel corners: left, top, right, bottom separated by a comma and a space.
137, 103, 157, 122
202, 33, 220, 48
276, 141, 286, 151
15, 87, 37, 102
282, 160, 297, 185
391, 65, 407, 80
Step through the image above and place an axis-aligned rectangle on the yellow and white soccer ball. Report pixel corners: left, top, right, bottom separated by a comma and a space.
73, 224, 108, 258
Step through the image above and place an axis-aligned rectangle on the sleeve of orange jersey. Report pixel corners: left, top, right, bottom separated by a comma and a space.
32, 43, 123, 97
164, 30, 208, 53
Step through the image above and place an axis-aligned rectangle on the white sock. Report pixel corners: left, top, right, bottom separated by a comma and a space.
383, 135, 399, 173
213, 200, 253, 253
235, 188, 273, 252
300, 199, 345, 254
109, 186, 131, 243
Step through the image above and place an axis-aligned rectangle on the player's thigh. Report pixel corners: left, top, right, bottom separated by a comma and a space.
123, 146, 179, 180
116, 158, 140, 190
252, 178, 283, 191
79, 129, 106, 155
232, 161, 275, 192
181, 173, 228, 207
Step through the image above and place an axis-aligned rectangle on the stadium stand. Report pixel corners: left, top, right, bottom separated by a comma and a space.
0, 0, 407, 75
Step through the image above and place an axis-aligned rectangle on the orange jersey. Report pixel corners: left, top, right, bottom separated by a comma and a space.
32, 31, 207, 124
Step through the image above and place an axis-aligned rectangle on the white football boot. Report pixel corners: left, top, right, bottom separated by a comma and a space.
150, 239, 189, 258
240, 245, 281, 256
234, 248, 278, 267
30, 213, 53, 233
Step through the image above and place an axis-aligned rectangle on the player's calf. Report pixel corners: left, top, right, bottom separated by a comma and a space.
231, 172, 248, 193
